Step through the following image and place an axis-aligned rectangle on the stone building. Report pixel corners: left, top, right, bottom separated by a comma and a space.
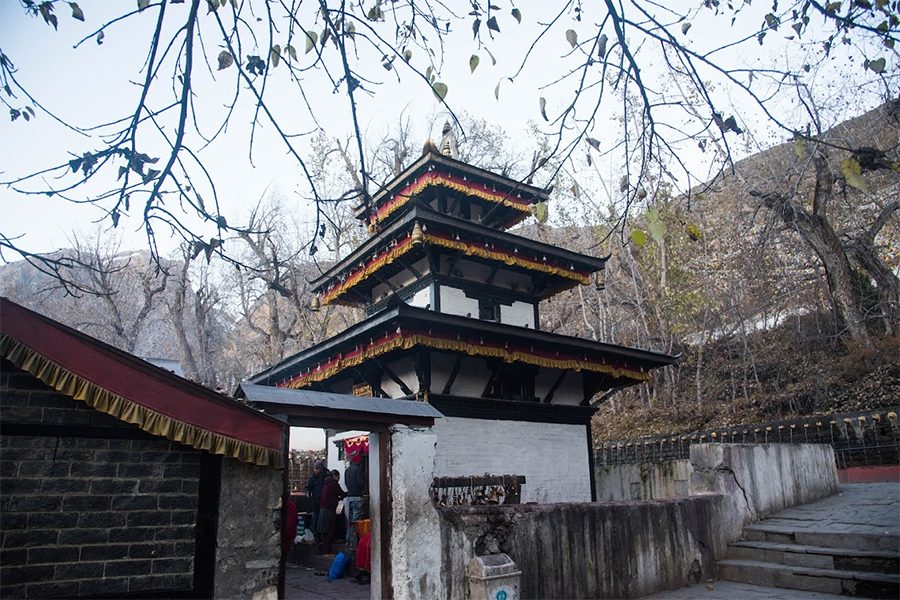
0, 298, 287, 600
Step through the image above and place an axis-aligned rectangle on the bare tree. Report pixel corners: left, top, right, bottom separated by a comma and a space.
1, 0, 895, 283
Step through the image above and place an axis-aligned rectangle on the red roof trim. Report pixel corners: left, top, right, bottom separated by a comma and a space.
0, 298, 283, 452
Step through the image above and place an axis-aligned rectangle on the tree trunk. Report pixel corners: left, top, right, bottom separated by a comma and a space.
846, 202, 900, 336
752, 190, 873, 347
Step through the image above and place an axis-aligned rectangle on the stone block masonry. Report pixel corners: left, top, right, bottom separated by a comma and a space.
0, 359, 201, 599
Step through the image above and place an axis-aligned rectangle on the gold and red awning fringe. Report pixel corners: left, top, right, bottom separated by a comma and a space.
321, 232, 591, 306
276, 328, 650, 390
1, 333, 284, 469
368, 171, 533, 230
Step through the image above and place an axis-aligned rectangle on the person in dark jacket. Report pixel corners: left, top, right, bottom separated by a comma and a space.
318, 470, 346, 554
304, 460, 328, 537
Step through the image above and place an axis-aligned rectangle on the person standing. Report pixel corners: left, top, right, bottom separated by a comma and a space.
344, 451, 366, 542
304, 460, 328, 538
318, 470, 347, 555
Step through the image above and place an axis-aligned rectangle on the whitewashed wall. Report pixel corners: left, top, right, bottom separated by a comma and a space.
430, 353, 491, 398
439, 285, 479, 319
372, 258, 430, 300
501, 300, 535, 328
326, 429, 368, 475
534, 368, 584, 405
379, 358, 418, 398
388, 425, 442, 600
407, 286, 432, 309
432, 416, 592, 502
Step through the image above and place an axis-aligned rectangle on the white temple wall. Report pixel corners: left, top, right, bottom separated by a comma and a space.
407, 286, 431, 309
439, 286, 479, 319
534, 368, 584, 405
372, 258, 430, 300
430, 353, 491, 397
379, 358, 419, 398
325, 429, 368, 475
432, 416, 592, 502
501, 300, 535, 328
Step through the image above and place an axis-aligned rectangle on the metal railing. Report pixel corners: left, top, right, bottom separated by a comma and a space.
595, 407, 900, 468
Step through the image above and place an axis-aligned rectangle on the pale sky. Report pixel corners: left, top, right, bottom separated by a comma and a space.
2, 0, 870, 260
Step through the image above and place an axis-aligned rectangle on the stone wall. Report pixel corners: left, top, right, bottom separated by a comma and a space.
596, 460, 692, 501
437, 496, 728, 599
690, 443, 838, 544
214, 458, 282, 600
0, 358, 285, 600
0, 360, 200, 598
432, 442, 839, 599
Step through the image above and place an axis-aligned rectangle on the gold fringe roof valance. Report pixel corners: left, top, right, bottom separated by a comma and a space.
278, 329, 649, 390
1, 333, 283, 468
321, 231, 591, 306
368, 171, 533, 230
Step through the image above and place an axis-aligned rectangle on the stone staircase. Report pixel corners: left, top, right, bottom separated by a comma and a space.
717, 518, 900, 598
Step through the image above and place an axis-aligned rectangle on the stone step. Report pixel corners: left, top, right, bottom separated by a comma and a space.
742, 523, 900, 553
717, 558, 900, 598
728, 540, 900, 574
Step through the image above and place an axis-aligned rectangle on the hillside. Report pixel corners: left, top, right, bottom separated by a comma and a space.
592, 315, 899, 441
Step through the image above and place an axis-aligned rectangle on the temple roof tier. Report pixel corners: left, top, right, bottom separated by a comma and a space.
313, 203, 605, 307
354, 151, 550, 233
249, 303, 675, 393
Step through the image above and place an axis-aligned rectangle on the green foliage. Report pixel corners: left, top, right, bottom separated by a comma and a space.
431, 81, 448, 101
840, 157, 870, 192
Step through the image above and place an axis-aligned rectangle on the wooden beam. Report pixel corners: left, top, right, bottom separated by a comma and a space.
375, 357, 414, 396
528, 272, 551, 296
414, 348, 431, 395
481, 359, 502, 398
395, 255, 422, 279
378, 433, 393, 600
542, 369, 569, 404
352, 366, 387, 398
444, 250, 464, 277
485, 264, 501, 286
447, 192, 462, 215
441, 355, 463, 395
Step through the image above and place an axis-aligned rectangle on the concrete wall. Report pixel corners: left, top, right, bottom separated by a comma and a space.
690, 443, 838, 544
432, 416, 592, 502
388, 425, 442, 600
596, 460, 693, 501
438, 496, 729, 599
214, 458, 282, 600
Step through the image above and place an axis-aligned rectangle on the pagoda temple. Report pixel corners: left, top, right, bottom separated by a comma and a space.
250, 132, 675, 503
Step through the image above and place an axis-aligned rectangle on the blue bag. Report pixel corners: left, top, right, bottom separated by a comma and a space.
328, 552, 352, 580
